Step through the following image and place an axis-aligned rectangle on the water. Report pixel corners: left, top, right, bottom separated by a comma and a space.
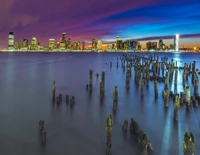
0, 52, 199, 155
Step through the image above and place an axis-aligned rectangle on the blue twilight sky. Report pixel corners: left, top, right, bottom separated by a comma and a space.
0, 0, 199, 48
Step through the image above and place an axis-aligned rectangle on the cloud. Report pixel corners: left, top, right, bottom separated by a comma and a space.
0, 0, 199, 49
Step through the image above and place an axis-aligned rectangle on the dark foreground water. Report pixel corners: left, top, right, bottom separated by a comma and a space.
0, 52, 200, 155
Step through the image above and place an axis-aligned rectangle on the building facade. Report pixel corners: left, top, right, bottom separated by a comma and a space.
174, 34, 179, 51
8, 32, 14, 50
146, 41, 157, 51
49, 39, 55, 50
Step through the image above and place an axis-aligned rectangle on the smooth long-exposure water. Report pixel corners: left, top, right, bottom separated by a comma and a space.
0, 52, 200, 155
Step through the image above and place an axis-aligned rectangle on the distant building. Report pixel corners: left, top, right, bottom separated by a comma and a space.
56, 42, 60, 49
31, 37, 37, 50
97, 39, 102, 51
133, 41, 140, 51
112, 44, 115, 50
124, 40, 130, 50
106, 45, 112, 51
60, 32, 66, 50
8, 32, 14, 50
72, 42, 76, 50
92, 38, 97, 51
159, 39, 164, 51
14, 42, 20, 50
67, 38, 71, 50
23, 39, 28, 47
49, 39, 55, 50
116, 40, 123, 50
82, 41, 85, 50
76, 41, 80, 50
130, 41, 134, 51
170, 44, 174, 50
146, 41, 157, 51
174, 34, 179, 51
116, 36, 123, 50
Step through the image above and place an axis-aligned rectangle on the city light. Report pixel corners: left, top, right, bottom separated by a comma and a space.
3, 32, 199, 52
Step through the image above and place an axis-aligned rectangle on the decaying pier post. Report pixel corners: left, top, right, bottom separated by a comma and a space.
52, 81, 56, 102
106, 114, 113, 155
112, 86, 118, 112
154, 81, 158, 99
89, 69, 93, 91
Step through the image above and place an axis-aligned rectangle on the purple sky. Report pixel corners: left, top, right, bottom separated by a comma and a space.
0, 0, 200, 48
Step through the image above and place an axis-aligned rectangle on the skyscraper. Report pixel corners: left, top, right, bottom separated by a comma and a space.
49, 39, 55, 50
82, 41, 85, 51
159, 39, 164, 51
92, 38, 97, 51
97, 38, 102, 51
8, 32, 14, 50
174, 34, 179, 51
60, 32, 66, 50
31, 37, 37, 50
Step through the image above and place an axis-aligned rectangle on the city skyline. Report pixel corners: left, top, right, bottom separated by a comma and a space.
0, 0, 200, 49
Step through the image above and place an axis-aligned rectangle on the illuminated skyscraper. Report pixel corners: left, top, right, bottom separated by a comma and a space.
174, 34, 179, 51
77, 41, 80, 50
116, 36, 121, 50
124, 40, 130, 50
31, 37, 37, 50
49, 39, 55, 50
8, 32, 14, 50
159, 39, 164, 50
67, 38, 72, 50
92, 38, 97, 51
60, 32, 66, 50
82, 41, 85, 50
97, 38, 102, 51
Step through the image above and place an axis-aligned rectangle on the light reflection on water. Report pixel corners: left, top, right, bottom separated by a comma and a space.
0, 52, 199, 155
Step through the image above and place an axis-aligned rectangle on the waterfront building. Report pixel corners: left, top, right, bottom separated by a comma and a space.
112, 44, 115, 50
106, 45, 112, 51
72, 42, 76, 50
49, 39, 55, 50
159, 39, 164, 51
21, 39, 28, 50
133, 41, 140, 51
23, 39, 28, 47
92, 38, 97, 51
66, 38, 72, 50
116, 36, 123, 50
97, 38, 102, 50
130, 41, 134, 51
31, 37, 37, 50
138, 44, 142, 51
82, 41, 85, 50
116, 40, 123, 50
146, 41, 157, 51
170, 44, 174, 50
56, 42, 60, 49
174, 34, 179, 51
14, 42, 21, 50
76, 41, 80, 50
8, 32, 14, 50
60, 32, 66, 50
124, 40, 130, 50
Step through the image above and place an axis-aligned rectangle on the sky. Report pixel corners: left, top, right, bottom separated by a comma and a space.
0, 0, 200, 49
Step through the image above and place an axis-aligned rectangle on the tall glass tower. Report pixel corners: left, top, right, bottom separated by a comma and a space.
174, 34, 179, 51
